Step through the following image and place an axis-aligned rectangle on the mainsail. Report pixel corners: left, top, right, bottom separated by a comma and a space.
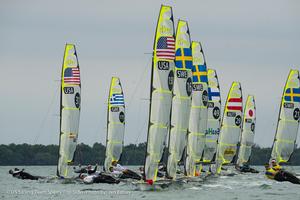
144, 5, 175, 182
271, 69, 300, 163
184, 41, 208, 176
167, 20, 193, 179
202, 69, 221, 163
104, 77, 125, 171
57, 44, 81, 178
236, 95, 256, 166
216, 82, 243, 173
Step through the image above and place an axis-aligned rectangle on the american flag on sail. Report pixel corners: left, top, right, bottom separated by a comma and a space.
110, 94, 124, 106
227, 98, 242, 111
156, 36, 175, 59
64, 67, 80, 85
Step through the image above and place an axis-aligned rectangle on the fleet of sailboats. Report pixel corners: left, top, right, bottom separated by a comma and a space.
51, 5, 300, 186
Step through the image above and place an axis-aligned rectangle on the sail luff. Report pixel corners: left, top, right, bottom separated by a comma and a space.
184, 41, 208, 176
271, 69, 300, 163
57, 44, 81, 178
144, 5, 175, 182
236, 95, 256, 166
166, 20, 193, 179
104, 77, 125, 171
202, 69, 221, 163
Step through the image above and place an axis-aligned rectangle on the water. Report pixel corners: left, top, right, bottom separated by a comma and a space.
1, 166, 300, 200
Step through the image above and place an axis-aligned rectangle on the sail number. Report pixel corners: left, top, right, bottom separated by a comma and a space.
177, 70, 187, 78
293, 108, 300, 121
111, 107, 119, 112
284, 102, 294, 109
192, 83, 203, 91
64, 87, 74, 94
158, 61, 169, 70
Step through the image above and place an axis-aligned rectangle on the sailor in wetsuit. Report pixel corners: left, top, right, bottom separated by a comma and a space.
236, 163, 259, 173
74, 164, 98, 175
111, 161, 141, 180
265, 160, 300, 184
9, 168, 42, 180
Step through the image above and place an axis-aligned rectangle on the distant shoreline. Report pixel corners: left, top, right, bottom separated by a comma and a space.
1, 143, 299, 165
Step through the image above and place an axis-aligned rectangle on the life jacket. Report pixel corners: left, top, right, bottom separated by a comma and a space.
265, 168, 277, 179
272, 164, 282, 171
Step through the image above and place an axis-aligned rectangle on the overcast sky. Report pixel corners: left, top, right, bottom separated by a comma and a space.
0, 0, 299, 147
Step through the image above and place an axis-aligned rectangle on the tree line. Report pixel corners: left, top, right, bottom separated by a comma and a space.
0, 143, 300, 166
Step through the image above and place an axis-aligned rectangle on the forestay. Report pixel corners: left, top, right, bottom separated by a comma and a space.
202, 69, 221, 163
216, 82, 243, 173
185, 41, 208, 176
271, 69, 300, 163
167, 20, 193, 179
57, 44, 81, 178
236, 95, 256, 166
104, 77, 125, 171
144, 5, 175, 182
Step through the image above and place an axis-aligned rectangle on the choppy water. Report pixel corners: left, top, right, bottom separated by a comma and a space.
1, 166, 300, 200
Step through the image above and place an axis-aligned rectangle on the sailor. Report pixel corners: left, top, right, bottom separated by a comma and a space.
74, 164, 98, 175
270, 159, 282, 171
264, 164, 278, 180
111, 161, 141, 180
9, 168, 42, 180
79, 171, 120, 184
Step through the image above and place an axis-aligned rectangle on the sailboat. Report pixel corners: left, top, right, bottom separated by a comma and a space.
144, 5, 175, 183
184, 41, 208, 177
270, 69, 300, 164
104, 77, 125, 171
236, 95, 256, 167
202, 69, 221, 164
57, 44, 81, 178
215, 82, 243, 174
166, 20, 193, 179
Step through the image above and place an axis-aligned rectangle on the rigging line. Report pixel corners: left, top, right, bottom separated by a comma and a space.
33, 82, 60, 144
126, 56, 152, 109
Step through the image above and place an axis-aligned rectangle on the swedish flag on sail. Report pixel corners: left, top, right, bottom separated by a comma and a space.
175, 48, 193, 70
192, 64, 208, 83
284, 88, 300, 102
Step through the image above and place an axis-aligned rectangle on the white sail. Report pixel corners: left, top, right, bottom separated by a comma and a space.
216, 82, 243, 173
236, 95, 256, 166
167, 20, 193, 179
202, 69, 221, 163
271, 69, 300, 163
57, 44, 81, 178
184, 41, 208, 176
104, 77, 125, 171
144, 5, 175, 182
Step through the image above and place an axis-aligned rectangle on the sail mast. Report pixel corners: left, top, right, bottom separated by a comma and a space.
236, 95, 256, 166
184, 41, 208, 176
104, 77, 125, 171
144, 5, 175, 182
57, 44, 81, 178
271, 69, 300, 164
216, 82, 243, 173
166, 20, 193, 179
202, 69, 221, 164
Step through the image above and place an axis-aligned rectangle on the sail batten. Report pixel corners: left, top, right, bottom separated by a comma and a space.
144, 5, 175, 182
167, 20, 193, 179
104, 77, 125, 171
57, 44, 81, 178
271, 69, 300, 163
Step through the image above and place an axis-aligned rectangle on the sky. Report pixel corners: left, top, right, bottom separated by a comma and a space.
0, 0, 299, 147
